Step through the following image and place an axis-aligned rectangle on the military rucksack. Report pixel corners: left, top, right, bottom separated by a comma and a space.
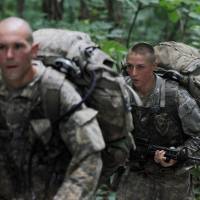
154, 41, 200, 106
33, 28, 135, 176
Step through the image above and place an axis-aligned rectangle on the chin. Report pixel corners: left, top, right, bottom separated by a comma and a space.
5, 74, 21, 81
133, 81, 140, 87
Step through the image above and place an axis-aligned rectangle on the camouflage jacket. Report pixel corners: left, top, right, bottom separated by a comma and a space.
0, 60, 105, 200
129, 74, 200, 169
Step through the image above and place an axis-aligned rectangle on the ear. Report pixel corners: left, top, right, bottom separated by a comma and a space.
31, 43, 39, 59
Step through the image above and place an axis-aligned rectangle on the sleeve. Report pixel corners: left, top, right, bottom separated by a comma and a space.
53, 80, 105, 200
177, 87, 200, 163
100, 132, 134, 184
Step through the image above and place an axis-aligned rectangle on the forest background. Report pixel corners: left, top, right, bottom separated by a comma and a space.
1, 0, 200, 199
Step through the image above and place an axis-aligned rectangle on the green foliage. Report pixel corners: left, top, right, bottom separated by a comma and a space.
100, 40, 127, 71
1, 0, 199, 48
189, 25, 200, 47
192, 166, 200, 199
0, 0, 17, 17
115, 0, 200, 47
0, 1, 200, 198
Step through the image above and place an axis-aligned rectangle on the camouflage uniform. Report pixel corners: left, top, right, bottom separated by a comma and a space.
0, 60, 105, 200
117, 74, 200, 200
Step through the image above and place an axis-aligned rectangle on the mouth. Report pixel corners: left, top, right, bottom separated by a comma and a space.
132, 79, 140, 85
132, 78, 139, 82
6, 65, 18, 69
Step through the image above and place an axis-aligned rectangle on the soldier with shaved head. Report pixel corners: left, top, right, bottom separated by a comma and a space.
0, 17, 105, 200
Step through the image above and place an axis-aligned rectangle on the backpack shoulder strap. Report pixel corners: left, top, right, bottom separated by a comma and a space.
40, 67, 65, 122
165, 80, 179, 110
157, 75, 178, 109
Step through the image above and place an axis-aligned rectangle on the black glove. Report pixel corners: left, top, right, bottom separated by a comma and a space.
176, 147, 188, 162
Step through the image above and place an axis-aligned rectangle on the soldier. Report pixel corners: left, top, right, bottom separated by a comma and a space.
117, 42, 200, 200
0, 17, 105, 200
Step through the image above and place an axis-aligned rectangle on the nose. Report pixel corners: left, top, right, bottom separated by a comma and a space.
130, 66, 137, 76
6, 48, 14, 59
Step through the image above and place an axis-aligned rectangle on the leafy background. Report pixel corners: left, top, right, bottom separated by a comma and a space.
1, 0, 200, 199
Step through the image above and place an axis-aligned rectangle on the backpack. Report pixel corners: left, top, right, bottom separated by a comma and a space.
154, 41, 200, 106
33, 28, 135, 175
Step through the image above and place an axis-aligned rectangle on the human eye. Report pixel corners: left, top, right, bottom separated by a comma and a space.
14, 43, 25, 50
0, 44, 6, 50
125, 63, 134, 69
136, 64, 145, 69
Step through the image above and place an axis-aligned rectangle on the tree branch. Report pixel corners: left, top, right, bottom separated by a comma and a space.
126, 2, 142, 48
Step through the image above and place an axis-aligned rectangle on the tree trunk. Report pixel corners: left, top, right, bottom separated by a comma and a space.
104, 0, 123, 25
42, 0, 64, 20
79, 0, 90, 19
17, 0, 25, 17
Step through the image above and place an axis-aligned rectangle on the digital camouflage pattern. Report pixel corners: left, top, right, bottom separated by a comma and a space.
154, 41, 200, 105
33, 28, 134, 180
116, 74, 200, 200
0, 61, 105, 200
117, 168, 193, 200
154, 42, 200, 71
